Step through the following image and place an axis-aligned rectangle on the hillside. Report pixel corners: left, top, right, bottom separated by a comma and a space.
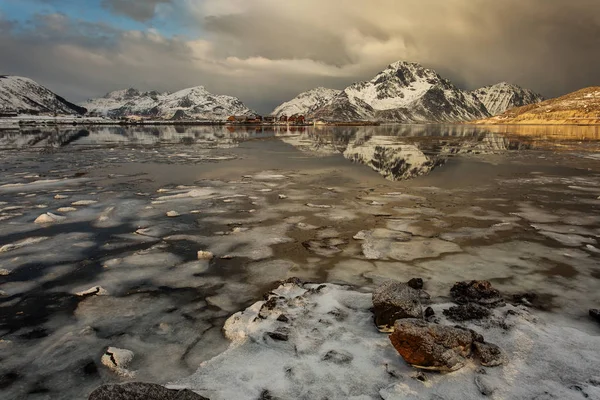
0, 76, 87, 115
471, 82, 544, 116
271, 87, 341, 117
472, 87, 600, 125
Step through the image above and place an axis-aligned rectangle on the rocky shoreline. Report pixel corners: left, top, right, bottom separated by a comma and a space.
89, 278, 600, 399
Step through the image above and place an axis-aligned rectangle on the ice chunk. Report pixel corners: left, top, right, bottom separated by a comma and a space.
101, 347, 135, 377
197, 251, 214, 260
0, 236, 49, 253
34, 212, 66, 224
57, 207, 77, 213
71, 200, 98, 206
76, 286, 109, 296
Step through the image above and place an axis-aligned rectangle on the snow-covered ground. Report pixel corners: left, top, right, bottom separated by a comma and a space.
0, 124, 599, 399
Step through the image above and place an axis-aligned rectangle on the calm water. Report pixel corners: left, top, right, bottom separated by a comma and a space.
1, 124, 599, 399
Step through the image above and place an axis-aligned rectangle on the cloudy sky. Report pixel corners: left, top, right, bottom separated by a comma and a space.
0, 0, 599, 113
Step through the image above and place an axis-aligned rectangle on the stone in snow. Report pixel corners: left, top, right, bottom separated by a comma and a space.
389, 318, 505, 372
34, 212, 66, 224
390, 319, 472, 372
472, 341, 506, 367
443, 303, 492, 322
372, 281, 423, 331
450, 280, 505, 307
197, 251, 214, 260
590, 309, 600, 323
101, 347, 135, 377
88, 383, 209, 400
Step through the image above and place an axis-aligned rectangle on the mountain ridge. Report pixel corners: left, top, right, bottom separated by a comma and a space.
0, 76, 87, 115
307, 61, 490, 123
83, 86, 254, 120
471, 82, 544, 116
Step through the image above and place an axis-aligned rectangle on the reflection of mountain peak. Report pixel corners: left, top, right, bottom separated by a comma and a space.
343, 136, 443, 180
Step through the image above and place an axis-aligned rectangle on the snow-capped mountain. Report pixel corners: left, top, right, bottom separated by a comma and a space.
0, 76, 86, 115
310, 61, 490, 123
471, 82, 544, 116
271, 87, 341, 117
83, 86, 254, 120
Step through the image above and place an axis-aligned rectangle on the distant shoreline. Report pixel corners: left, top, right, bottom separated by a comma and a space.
0, 117, 381, 128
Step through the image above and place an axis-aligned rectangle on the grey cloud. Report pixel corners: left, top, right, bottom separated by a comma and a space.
100, 0, 172, 21
1, 0, 600, 114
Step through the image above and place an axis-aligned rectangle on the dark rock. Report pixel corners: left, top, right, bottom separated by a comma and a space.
258, 297, 278, 319
389, 319, 474, 371
590, 309, 600, 323
275, 277, 303, 286
88, 383, 209, 400
327, 308, 348, 322
82, 360, 98, 376
473, 341, 506, 367
276, 314, 289, 323
424, 307, 435, 319
450, 280, 504, 307
443, 303, 491, 321
412, 371, 428, 382
258, 389, 277, 400
372, 281, 423, 331
407, 278, 424, 290
322, 350, 354, 364
266, 328, 289, 342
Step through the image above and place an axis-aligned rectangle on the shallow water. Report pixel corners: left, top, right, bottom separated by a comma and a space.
0, 124, 599, 399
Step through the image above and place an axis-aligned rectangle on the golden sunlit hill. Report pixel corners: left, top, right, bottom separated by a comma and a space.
471, 87, 600, 125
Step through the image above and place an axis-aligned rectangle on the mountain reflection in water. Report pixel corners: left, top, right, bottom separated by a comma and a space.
1, 124, 599, 180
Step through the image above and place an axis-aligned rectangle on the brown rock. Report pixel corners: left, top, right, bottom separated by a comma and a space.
389, 319, 474, 371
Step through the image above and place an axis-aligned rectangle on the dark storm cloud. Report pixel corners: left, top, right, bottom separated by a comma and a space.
100, 0, 172, 21
1, 0, 599, 114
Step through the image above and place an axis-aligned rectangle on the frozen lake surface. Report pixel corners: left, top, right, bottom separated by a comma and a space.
0, 124, 599, 399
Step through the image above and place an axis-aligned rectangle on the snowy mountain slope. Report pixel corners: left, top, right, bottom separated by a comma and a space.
83, 86, 254, 120
471, 82, 544, 116
271, 87, 341, 117
473, 86, 600, 125
0, 76, 86, 115
311, 61, 490, 123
